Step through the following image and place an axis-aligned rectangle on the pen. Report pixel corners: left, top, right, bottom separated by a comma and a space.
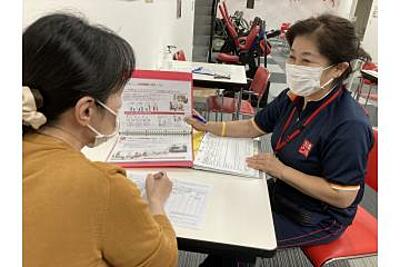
192, 67, 203, 72
192, 109, 207, 123
193, 114, 207, 123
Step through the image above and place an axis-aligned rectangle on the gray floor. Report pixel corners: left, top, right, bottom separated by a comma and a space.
184, 45, 377, 266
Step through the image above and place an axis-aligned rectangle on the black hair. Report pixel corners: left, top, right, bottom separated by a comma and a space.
23, 13, 135, 124
286, 14, 365, 83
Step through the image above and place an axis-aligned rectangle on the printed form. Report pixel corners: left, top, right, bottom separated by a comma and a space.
127, 171, 212, 229
194, 133, 261, 178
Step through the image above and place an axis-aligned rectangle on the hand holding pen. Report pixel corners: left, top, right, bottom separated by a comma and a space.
145, 171, 172, 215
184, 109, 208, 132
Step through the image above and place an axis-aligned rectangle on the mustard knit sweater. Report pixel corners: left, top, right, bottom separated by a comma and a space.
23, 132, 178, 267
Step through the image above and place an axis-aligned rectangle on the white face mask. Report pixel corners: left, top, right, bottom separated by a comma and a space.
286, 62, 335, 97
86, 99, 119, 148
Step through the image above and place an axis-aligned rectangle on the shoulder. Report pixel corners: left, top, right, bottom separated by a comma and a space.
334, 88, 369, 121
90, 161, 127, 179
325, 89, 371, 132
275, 88, 293, 102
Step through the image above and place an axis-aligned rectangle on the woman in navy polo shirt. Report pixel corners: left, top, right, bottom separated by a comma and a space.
186, 14, 373, 250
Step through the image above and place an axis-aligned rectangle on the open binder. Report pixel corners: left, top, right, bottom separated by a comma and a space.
107, 70, 194, 168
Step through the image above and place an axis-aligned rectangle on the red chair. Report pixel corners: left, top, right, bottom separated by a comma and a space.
216, 24, 260, 62
302, 128, 378, 267
172, 50, 186, 61
355, 62, 378, 106
278, 22, 291, 41
216, 1, 262, 73
260, 39, 272, 57
206, 67, 270, 120
278, 22, 291, 52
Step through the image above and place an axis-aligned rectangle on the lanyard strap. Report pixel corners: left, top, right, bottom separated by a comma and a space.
274, 88, 343, 153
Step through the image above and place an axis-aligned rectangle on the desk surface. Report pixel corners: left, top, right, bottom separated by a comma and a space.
82, 136, 277, 257
161, 60, 247, 88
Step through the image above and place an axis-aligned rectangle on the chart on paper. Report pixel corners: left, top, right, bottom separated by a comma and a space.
194, 133, 261, 178
127, 171, 212, 229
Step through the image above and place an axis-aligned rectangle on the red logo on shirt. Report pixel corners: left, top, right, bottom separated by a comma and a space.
298, 139, 313, 158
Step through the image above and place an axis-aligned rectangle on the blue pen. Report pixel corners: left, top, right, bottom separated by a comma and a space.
192, 114, 207, 123
192, 67, 203, 73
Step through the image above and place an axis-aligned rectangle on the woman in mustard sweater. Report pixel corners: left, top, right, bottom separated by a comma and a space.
23, 13, 177, 267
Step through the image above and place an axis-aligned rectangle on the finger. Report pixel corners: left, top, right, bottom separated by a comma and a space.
145, 174, 154, 187
184, 117, 197, 125
246, 154, 264, 161
153, 171, 164, 179
249, 154, 267, 160
246, 158, 266, 165
247, 162, 264, 170
192, 108, 201, 116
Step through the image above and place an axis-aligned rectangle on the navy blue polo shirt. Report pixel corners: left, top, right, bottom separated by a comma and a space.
254, 85, 373, 226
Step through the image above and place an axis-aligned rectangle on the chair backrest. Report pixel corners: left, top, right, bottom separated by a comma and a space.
173, 50, 186, 61
250, 67, 270, 99
241, 25, 260, 51
218, 4, 239, 44
365, 128, 378, 192
362, 61, 378, 72
218, 3, 228, 20
222, 1, 230, 18
280, 22, 291, 32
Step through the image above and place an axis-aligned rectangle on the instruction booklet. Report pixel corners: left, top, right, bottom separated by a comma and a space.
107, 70, 193, 167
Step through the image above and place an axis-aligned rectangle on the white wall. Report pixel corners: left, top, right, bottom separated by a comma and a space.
23, 0, 195, 69
336, 0, 358, 20
222, 0, 356, 30
361, 0, 378, 62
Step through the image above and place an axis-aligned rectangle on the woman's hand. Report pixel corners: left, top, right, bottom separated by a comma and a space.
184, 117, 207, 132
145, 171, 173, 215
246, 153, 288, 179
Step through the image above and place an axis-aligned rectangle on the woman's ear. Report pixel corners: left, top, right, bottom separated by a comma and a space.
74, 96, 96, 127
335, 62, 350, 78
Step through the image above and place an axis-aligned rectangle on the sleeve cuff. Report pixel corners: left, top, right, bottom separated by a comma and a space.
329, 183, 361, 191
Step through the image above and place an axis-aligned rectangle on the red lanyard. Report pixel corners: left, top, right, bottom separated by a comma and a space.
274, 88, 343, 153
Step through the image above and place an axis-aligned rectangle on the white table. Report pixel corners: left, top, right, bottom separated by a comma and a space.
161, 60, 248, 120
82, 136, 277, 259
161, 60, 247, 89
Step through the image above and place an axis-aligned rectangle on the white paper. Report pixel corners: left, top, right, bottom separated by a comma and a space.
194, 133, 260, 178
108, 134, 193, 163
127, 171, 212, 229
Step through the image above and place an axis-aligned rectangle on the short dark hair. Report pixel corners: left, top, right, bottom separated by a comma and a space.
23, 13, 135, 123
286, 14, 364, 82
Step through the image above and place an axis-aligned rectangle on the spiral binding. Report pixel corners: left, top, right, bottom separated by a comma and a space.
121, 129, 192, 136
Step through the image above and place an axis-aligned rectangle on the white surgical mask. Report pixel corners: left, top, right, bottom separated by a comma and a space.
286, 63, 335, 97
86, 99, 119, 148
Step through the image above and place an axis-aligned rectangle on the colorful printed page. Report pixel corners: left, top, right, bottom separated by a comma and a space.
107, 70, 193, 167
